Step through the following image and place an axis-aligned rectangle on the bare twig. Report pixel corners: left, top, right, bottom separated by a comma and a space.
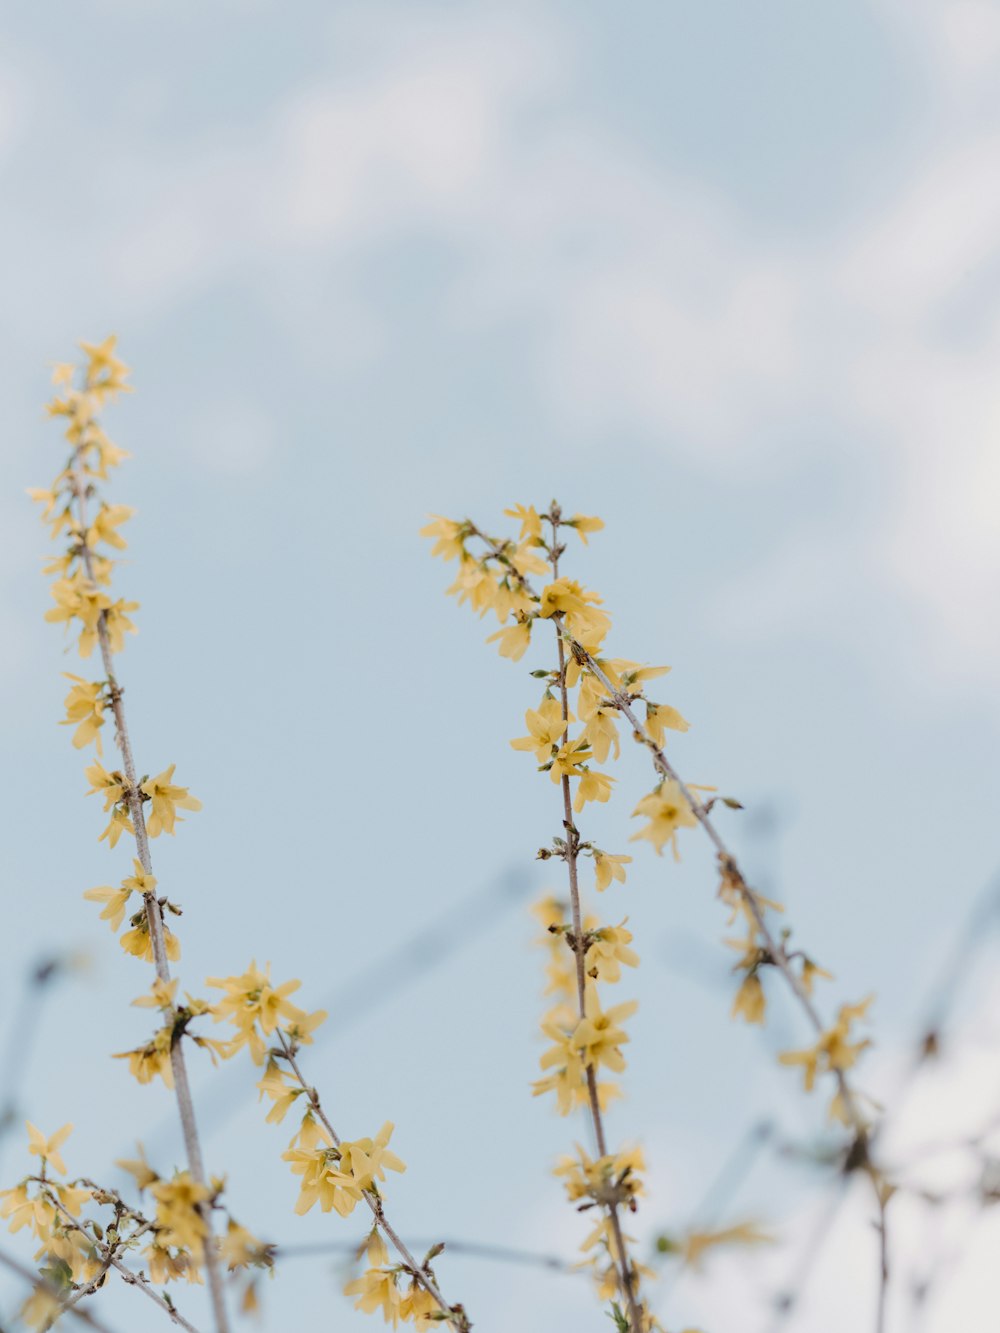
545, 516, 644, 1332
275, 1236, 576, 1272
0, 1244, 119, 1333
273, 1031, 468, 1330
46, 1191, 201, 1333
0, 958, 69, 1170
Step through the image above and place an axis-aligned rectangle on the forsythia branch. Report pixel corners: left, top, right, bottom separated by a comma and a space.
425, 502, 892, 1332
56, 355, 230, 1333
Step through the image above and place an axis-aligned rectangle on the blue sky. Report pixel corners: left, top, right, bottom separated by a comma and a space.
2, 3, 1000, 1330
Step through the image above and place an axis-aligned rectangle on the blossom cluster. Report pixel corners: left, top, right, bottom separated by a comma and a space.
425, 502, 881, 1330
4, 341, 466, 1333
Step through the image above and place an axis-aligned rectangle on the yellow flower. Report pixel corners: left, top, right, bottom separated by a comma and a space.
283, 1005, 327, 1049
84, 761, 127, 810
19, 1288, 62, 1331
549, 738, 591, 782
101, 597, 140, 655
84, 425, 130, 478
554, 1143, 645, 1207
801, 957, 834, 995
573, 768, 615, 812
503, 503, 543, 542
120, 915, 181, 963
679, 1221, 773, 1270
445, 558, 498, 617
485, 618, 533, 661
141, 764, 202, 837
419, 515, 466, 562
26, 485, 63, 522
54, 1183, 92, 1218
100, 805, 135, 849
509, 541, 549, 578
145, 1242, 198, 1285
206, 961, 310, 1064
510, 696, 568, 762
611, 660, 671, 692
85, 762, 138, 846
257, 1060, 303, 1124
533, 1027, 587, 1116
82, 883, 132, 932
44, 573, 109, 657
337, 1123, 407, 1194
586, 921, 640, 984
79, 335, 131, 398
85, 502, 134, 551
399, 1279, 440, 1328
150, 1171, 210, 1252
567, 513, 605, 544
778, 996, 874, 1092
582, 707, 619, 763
731, 973, 766, 1025
114, 1028, 175, 1087
41, 1221, 103, 1286
27, 1123, 73, 1176
283, 1123, 405, 1218
631, 780, 699, 859
60, 674, 106, 751
537, 578, 611, 645
220, 1218, 268, 1271
0, 1184, 54, 1237
573, 984, 637, 1075
131, 977, 179, 1009
115, 1145, 159, 1192
492, 580, 536, 623
344, 1265, 402, 1325
592, 851, 631, 892
83, 859, 155, 933
644, 701, 690, 747
122, 858, 157, 895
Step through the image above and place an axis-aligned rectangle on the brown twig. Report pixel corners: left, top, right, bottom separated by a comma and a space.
0, 1244, 118, 1332
45, 1191, 201, 1333
546, 515, 644, 1332
273, 1031, 468, 1330
66, 439, 229, 1333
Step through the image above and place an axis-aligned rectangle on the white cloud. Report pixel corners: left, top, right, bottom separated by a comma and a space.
10, 3, 1000, 691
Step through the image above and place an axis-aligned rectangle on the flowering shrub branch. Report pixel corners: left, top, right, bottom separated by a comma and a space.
425, 501, 891, 1331
4, 340, 468, 1333
24, 341, 230, 1332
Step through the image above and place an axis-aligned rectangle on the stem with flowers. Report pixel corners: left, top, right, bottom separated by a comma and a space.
425, 500, 890, 1331
4, 339, 469, 1333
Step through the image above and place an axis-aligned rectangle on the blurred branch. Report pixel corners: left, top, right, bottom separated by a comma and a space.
656, 1120, 774, 1308
275, 1236, 577, 1274
0, 1245, 120, 1333
766, 1183, 849, 1332
0, 955, 72, 1171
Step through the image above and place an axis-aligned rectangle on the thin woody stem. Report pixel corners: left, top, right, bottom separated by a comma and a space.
0, 1245, 118, 1333
276, 1237, 575, 1272
45, 1192, 202, 1333
273, 1031, 468, 1330
548, 519, 644, 1333
467, 515, 889, 1328
59, 1255, 114, 1314
67, 445, 229, 1333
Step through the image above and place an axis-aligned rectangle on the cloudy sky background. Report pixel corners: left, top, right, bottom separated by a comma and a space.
2, 2, 1000, 1329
